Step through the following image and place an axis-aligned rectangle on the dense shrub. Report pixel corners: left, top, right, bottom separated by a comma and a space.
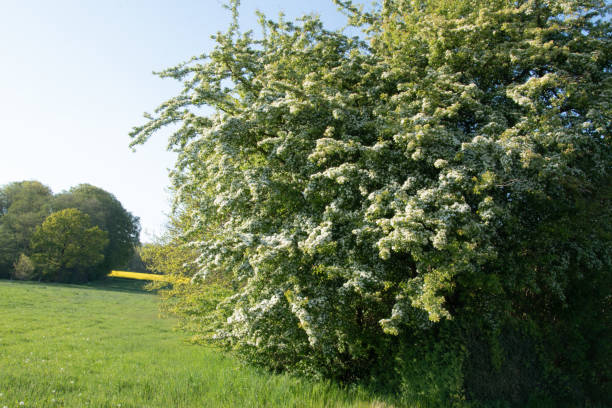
12, 253, 37, 281
131, 0, 611, 405
395, 327, 466, 407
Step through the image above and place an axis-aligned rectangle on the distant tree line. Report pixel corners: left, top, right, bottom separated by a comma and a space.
0, 181, 140, 283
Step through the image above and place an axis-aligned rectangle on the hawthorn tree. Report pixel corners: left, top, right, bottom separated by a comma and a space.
31, 208, 108, 283
131, 0, 611, 404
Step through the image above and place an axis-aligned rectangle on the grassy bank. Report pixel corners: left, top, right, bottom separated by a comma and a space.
0, 279, 392, 408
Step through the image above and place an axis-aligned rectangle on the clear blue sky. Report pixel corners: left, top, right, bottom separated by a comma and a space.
0, 0, 347, 241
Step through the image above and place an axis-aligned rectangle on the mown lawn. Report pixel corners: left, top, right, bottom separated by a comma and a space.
0, 279, 393, 408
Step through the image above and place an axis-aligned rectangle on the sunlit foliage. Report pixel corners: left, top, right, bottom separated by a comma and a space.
53, 184, 141, 275
31, 208, 109, 282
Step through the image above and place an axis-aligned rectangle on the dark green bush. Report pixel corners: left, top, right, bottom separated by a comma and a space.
395, 327, 466, 407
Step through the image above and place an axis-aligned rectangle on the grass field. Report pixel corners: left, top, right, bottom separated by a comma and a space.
0, 279, 393, 408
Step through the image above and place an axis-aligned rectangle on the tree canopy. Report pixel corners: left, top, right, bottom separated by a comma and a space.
0, 181, 140, 282
31, 208, 109, 282
131, 0, 611, 404
53, 184, 141, 277
0, 181, 53, 278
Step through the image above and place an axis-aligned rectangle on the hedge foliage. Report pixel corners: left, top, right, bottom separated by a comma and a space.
132, 0, 611, 405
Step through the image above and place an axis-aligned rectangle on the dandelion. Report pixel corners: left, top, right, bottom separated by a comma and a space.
19, 402, 24, 406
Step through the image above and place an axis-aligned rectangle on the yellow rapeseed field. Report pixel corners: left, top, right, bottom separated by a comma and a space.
108, 270, 171, 282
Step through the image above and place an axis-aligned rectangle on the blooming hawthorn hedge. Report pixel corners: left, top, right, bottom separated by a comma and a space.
132, 0, 611, 403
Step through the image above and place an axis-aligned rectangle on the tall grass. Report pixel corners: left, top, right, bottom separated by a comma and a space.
0, 279, 394, 408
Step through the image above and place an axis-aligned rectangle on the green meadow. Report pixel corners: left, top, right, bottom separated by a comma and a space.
0, 279, 392, 408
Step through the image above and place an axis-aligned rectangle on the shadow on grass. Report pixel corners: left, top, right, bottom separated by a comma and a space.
0, 277, 160, 294
83, 277, 159, 294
